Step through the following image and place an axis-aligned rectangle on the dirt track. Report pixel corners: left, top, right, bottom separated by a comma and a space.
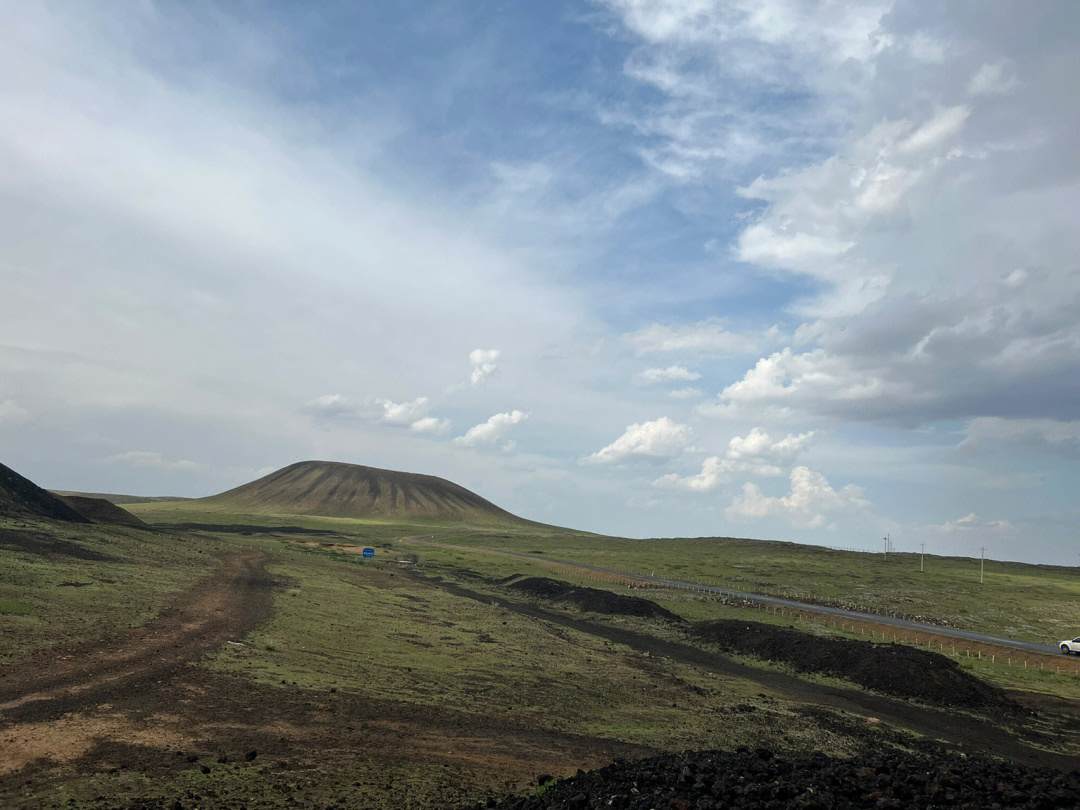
0, 547, 655, 808
0, 549, 273, 725
0, 549, 276, 772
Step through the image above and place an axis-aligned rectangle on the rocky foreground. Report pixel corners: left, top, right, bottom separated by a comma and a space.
472, 747, 1080, 810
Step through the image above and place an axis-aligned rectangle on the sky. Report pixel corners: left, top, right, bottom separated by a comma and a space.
2, 1, 1078, 565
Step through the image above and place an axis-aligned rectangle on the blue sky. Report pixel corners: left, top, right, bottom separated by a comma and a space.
2, 2, 1079, 564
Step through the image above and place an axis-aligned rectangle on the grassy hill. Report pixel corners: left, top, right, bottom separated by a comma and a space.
0, 462, 88, 523
53, 491, 191, 506
197, 460, 520, 523
54, 494, 148, 527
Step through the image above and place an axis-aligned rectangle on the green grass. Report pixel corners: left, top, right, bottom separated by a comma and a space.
207, 538, 857, 754
0, 598, 31, 615
0, 517, 220, 667
387, 536, 1080, 701
7, 505, 1079, 809
404, 530, 1080, 645
58, 498, 1080, 701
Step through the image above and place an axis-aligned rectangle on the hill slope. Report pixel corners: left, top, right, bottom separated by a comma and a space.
55, 494, 148, 527
201, 460, 518, 522
53, 490, 190, 506
0, 462, 89, 523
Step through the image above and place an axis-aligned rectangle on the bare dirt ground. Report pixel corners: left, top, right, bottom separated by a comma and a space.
0, 549, 276, 771
0, 549, 655, 808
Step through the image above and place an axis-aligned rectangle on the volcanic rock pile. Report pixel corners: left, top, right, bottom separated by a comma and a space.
692, 619, 1013, 710
474, 747, 1080, 809
506, 576, 682, 622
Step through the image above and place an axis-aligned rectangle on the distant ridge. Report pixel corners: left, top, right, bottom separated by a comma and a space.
55, 494, 148, 527
0, 462, 89, 523
52, 490, 190, 506
201, 460, 519, 522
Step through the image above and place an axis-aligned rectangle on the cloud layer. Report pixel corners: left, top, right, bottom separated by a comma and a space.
2, 2, 1078, 564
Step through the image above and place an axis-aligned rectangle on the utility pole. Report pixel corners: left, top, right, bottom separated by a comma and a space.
920, 542, 925, 573
884, 536, 888, 561
980, 546, 986, 585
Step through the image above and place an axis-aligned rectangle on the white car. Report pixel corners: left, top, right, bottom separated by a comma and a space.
1059, 637, 1080, 654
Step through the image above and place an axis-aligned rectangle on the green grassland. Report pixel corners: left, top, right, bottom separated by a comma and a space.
396, 529, 1080, 645
7, 501, 1080, 808
0, 516, 218, 668
126, 498, 1080, 694
204, 536, 856, 755
400, 539, 1080, 702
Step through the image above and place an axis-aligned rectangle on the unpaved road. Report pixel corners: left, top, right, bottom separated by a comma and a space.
0, 546, 654, 807
0, 549, 274, 725
408, 569, 1080, 772
0, 549, 275, 765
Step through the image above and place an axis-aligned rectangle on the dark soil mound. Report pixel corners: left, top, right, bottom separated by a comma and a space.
56, 494, 147, 527
692, 619, 1011, 710
201, 460, 519, 522
507, 577, 681, 622
0, 462, 88, 523
473, 747, 1080, 809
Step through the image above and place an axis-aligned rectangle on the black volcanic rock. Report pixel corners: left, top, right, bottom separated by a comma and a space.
472, 747, 1080, 809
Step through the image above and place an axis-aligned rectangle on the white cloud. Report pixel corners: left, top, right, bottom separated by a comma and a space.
654, 455, 734, 492
793, 320, 827, 346
583, 416, 691, 464
469, 349, 500, 385
379, 397, 429, 424
734, 106, 973, 316
301, 394, 356, 418
656, 426, 813, 492
668, 386, 702, 399
898, 105, 970, 153
726, 466, 868, 528
0, 398, 29, 425
624, 320, 755, 356
106, 450, 204, 473
635, 365, 701, 385
935, 513, 1014, 534
1004, 268, 1028, 287
597, 0, 893, 179
719, 348, 881, 407
455, 410, 527, 446
968, 61, 1019, 96
603, 0, 892, 63
736, 225, 855, 271
409, 416, 450, 434
726, 426, 813, 476
907, 32, 946, 64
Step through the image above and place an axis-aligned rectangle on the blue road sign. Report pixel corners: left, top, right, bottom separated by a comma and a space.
362, 547, 375, 558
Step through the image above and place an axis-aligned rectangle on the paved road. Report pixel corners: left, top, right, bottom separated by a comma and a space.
409, 535, 1062, 656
